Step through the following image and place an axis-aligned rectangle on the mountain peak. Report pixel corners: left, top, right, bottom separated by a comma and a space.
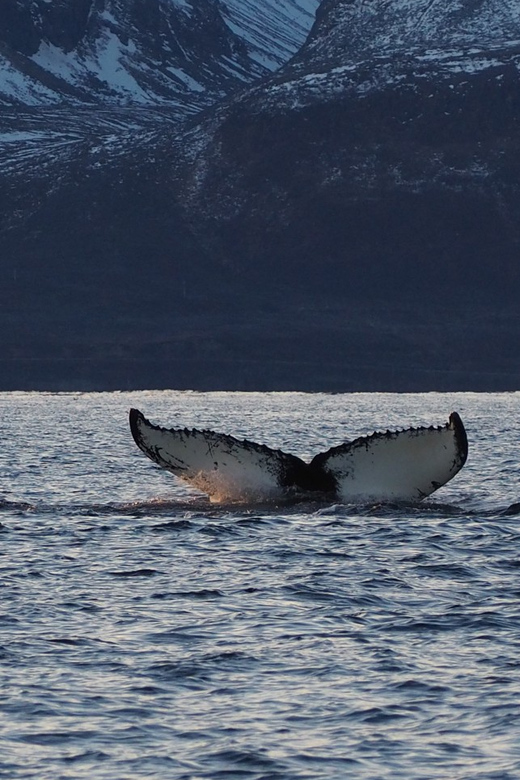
0, 0, 319, 110
293, 0, 520, 71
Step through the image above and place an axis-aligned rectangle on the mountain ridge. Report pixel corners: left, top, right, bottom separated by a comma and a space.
2, 0, 520, 391
0, 0, 319, 111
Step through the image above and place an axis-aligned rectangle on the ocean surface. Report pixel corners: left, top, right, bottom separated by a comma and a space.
1, 390, 519, 780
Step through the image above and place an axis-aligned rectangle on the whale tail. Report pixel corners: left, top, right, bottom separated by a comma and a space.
129, 409, 467, 504
310, 412, 468, 502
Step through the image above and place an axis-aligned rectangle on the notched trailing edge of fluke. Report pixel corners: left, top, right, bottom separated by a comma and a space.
128, 407, 469, 504
130, 407, 276, 455
449, 411, 469, 467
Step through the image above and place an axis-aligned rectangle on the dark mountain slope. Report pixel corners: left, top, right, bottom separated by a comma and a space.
295, 0, 520, 66
2, 0, 520, 391
165, 0, 520, 374
0, 0, 318, 112
177, 63, 520, 301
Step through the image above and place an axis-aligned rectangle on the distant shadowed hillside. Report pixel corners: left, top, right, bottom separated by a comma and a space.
1, 0, 520, 391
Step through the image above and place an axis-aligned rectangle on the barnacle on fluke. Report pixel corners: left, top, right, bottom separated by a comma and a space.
129, 409, 468, 504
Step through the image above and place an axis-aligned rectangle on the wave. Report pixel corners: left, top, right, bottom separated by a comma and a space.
1, 496, 520, 520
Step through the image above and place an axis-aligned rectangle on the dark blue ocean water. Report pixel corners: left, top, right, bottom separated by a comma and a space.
1, 391, 519, 779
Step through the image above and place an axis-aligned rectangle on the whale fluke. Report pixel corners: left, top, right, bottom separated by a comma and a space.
310, 412, 468, 502
129, 409, 468, 504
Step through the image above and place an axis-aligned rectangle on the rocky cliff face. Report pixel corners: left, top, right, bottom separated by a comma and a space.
2, 0, 520, 391
296, 0, 520, 66
0, 0, 318, 111
176, 0, 520, 300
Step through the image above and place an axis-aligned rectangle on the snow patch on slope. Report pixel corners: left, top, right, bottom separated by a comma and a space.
0, 53, 57, 105
90, 32, 151, 102
33, 33, 152, 103
297, 0, 520, 68
222, 0, 320, 68
1, 0, 320, 109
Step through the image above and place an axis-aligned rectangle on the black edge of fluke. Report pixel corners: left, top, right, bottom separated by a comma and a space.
129, 408, 144, 448
127, 408, 469, 503
449, 411, 469, 466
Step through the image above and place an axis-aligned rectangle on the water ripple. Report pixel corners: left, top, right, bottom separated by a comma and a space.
1, 391, 520, 779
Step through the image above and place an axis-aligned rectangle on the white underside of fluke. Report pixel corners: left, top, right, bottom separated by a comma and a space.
311, 418, 467, 502
129, 409, 468, 504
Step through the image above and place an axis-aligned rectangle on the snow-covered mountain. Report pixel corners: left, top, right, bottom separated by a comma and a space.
297, 0, 520, 65
176, 0, 520, 243
242, 0, 520, 110
0, 0, 319, 113
2, 0, 520, 391
222, 0, 319, 70
0, 0, 319, 226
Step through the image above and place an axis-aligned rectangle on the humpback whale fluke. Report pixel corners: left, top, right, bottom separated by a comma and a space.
129, 409, 468, 504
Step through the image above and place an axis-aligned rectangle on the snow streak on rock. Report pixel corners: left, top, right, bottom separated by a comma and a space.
251, 0, 520, 109
222, 0, 320, 69
0, 0, 319, 111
